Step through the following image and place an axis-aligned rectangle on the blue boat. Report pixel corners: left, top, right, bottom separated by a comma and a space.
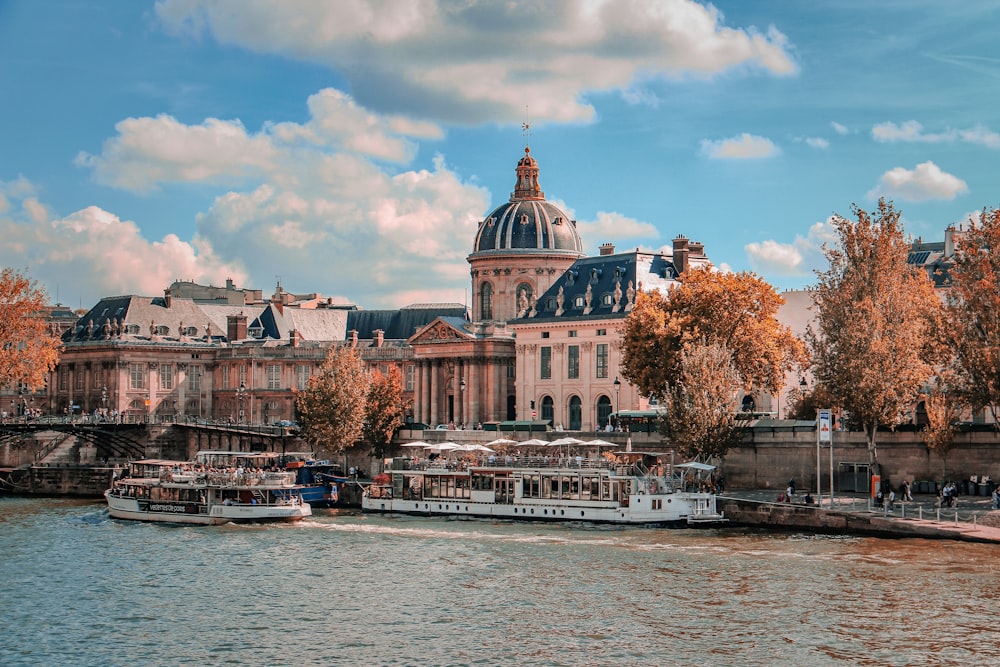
283, 457, 351, 508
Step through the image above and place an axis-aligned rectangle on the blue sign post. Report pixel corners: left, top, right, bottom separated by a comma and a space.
817, 409, 833, 506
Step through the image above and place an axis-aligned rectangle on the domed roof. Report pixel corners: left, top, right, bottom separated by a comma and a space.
472, 148, 584, 256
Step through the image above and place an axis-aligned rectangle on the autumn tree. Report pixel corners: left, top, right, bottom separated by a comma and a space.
807, 199, 941, 471
621, 268, 805, 402
0, 267, 61, 390
363, 366, 407, 460
295, 346, 370, 457
661, 341, 749, 460
920, 379, 962, 480
942, 207, 1000, 420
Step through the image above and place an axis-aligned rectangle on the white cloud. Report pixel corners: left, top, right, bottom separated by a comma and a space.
574, 211, 659, 253
701, 133, 780, 159
804, 137, 829, 149
831, 121, 848, 135
872, 120, 1000, 148
867, 161, 968, 202
154, 0, 797, 125
746, 219, 837, 277
0, 180, 245, 304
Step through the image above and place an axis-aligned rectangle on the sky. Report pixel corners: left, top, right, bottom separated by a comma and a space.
2, 1, 998, 311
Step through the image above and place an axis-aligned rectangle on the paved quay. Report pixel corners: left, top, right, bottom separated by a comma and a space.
719, 488, 1000, 544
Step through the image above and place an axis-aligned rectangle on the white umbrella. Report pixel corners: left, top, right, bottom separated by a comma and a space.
518, 438, 549, 447
486, 438, 517, 448
425, 442, 461, 453
582, 438, 615, 448
470, 444, 496, 453
548, 437, 584, 447
400, 441, 432, 448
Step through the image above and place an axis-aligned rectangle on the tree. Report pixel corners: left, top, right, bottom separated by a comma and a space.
0, 267, 61, 390
294, 346, 369, 457
807, 199, 941, 471
363, 366, 407, 460
920, 379, 962, 481
942, 207, 1000, 421
661, 341, 749, 460
621, 268, 805, 402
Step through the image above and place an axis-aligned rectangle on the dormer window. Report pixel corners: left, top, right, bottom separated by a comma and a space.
155, 325, 170, 336
591, 268, 602, 282
248, 326, 264, 338
602, 293, 612, 306
125, 324, 140, 334
574, 296, 585, 308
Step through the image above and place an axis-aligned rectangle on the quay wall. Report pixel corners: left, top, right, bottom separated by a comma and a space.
720, 428, 1000, 492
716, 497, 1000, 544
1, 465, 115, 498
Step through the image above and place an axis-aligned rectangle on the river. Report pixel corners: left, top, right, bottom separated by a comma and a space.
1, 497, 997, 666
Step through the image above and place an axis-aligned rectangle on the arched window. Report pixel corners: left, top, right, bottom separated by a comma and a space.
568, 395, 582, 430
597, 395, 612, 427
515, 282, 533, 314
480, 282, 493, 320
741, 395, 756, 412
541, 396, 554, 424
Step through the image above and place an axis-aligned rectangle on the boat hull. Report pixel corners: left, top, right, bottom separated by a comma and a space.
361, 494, 722, 526
105, 491, 311, 525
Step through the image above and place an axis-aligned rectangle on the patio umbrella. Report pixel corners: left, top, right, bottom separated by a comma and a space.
518, 438, 549, 448
486, 438, 517, 448
581, 438, 615, 448
425, 442, 461, 453
400, 441, 432, 448
469, 444, 496, 453
548, 437, 584, 447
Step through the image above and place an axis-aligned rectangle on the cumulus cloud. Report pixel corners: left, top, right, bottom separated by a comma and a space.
831, 121, 848, 135
574, 210, 659, 253
745, 219, 838, 277
701, 133, 780, 159
0, 179, 246, 303
867, 161, 968, 202
154, 0, 797, 125
872, 120, 1000, 148
804, 137, 829, 149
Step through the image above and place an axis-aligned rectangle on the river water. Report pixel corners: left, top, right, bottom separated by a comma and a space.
1, 497, 997, 667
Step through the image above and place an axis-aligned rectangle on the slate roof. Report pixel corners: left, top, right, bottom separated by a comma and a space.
514, 249, 712, 324
346, 304, 467, 340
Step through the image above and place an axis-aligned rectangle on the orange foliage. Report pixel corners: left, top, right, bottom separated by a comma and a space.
0, 267, 61, 389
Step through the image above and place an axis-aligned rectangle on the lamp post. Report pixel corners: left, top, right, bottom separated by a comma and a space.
613, 376, 621, 431
459, 377, 466, 427
237, 382, 246, 424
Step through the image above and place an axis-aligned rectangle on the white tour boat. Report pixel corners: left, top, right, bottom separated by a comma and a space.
362, 451, 726, 526
105, 455, 312, 525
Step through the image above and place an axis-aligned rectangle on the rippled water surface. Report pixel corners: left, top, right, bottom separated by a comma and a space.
1, 497, 998, 666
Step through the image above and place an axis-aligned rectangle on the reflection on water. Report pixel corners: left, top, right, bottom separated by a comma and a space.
1, 497, 997, 666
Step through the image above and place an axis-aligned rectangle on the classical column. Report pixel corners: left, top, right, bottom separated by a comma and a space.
468, 358, 480, 426
422, 361, 432, 425
454, 361, 464, 427
429, 360, 440, 426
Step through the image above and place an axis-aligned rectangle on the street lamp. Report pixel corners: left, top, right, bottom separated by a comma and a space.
459, 377, 466, 427
237, 382, 246, 423
613, 376, 621, 430
101, 384, 108, 421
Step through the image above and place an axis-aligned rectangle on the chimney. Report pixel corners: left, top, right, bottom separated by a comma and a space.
673, 235, 690, 275
689, 240, 704, 257
374, 329, 385, 348
599, 242, 616, 256
227, 314, 248, 341
944, 224, 958, 258
290, 329, 301, 348
349, 329, 359, 348
164, 288, 172, 308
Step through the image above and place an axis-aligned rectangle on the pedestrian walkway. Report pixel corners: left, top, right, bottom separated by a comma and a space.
721, 488, 1000, 544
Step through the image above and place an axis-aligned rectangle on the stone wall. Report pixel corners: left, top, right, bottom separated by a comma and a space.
722, 427, 1000, 491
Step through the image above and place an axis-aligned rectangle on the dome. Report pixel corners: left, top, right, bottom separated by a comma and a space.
472, 148, 584, 255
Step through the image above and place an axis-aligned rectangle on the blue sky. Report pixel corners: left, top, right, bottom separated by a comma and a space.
2, 1, 997, 310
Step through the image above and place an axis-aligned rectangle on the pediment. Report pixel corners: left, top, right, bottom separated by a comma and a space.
409, 319, 467, 344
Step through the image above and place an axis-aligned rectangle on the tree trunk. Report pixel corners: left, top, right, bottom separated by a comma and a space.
864, 422, 880, 475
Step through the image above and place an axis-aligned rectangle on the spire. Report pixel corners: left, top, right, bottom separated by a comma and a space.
511, 147, 544, 201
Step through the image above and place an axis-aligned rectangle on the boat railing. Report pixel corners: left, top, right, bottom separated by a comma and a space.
388, 456, 618, 472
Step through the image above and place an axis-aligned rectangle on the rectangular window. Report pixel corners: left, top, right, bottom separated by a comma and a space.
221, 366, 230, 389
239, 365, 248, 387
596, 343, 609, 379
296, 365, 311, 390
159, 365, 173, 390
188, 366, 202, 391
130, 363, 144, 390
567, 345, 579, 379
75, 372, 84, 391
60, 372, 68, 391
267, 364, 281, 390
541, 331, 550, 339
405, 365, 415, 392
92, 369, 103, 387
596, 328, 607, 336
540, 346, 551, 379
568, 330, 577, 338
